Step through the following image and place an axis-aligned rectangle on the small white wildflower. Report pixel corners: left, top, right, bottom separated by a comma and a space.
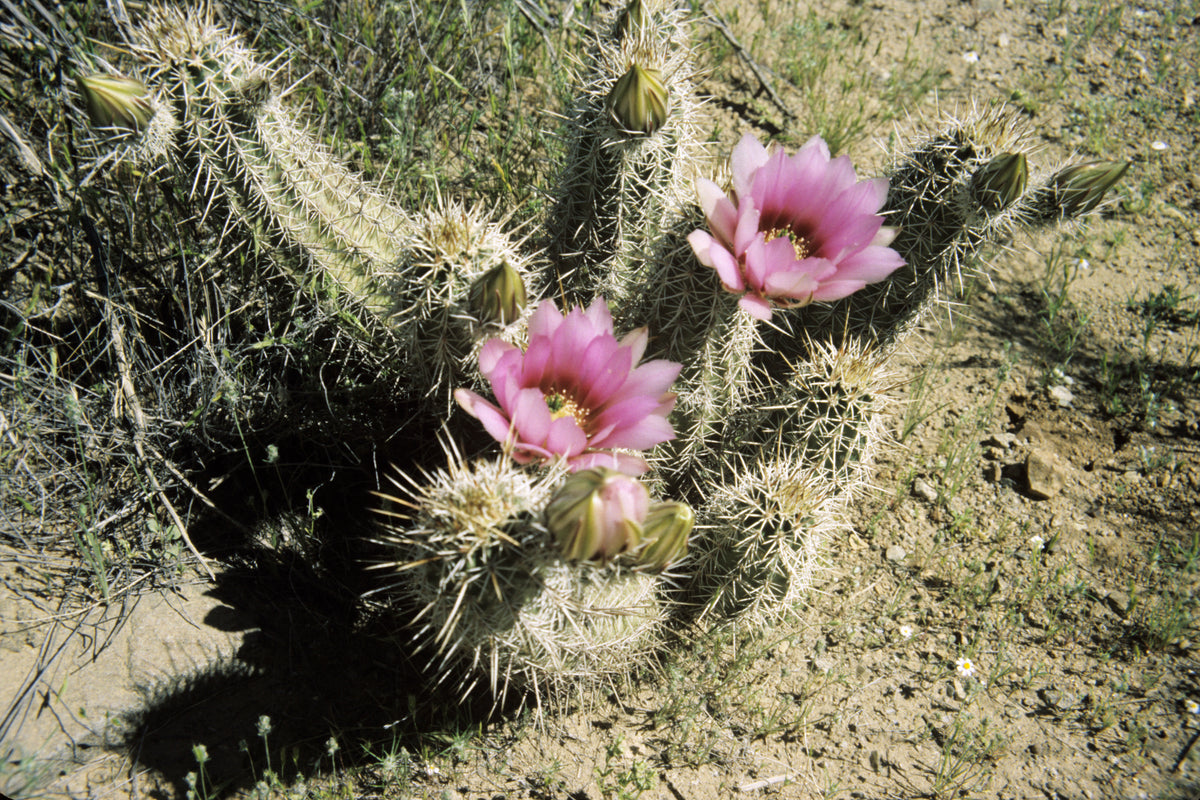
1029, 535, 1045, 551
962, 51, 980, 63
1151, 140, 1168, 151
1076, 258, 1090, 270
1186, 698, 1199, 715
955, 658, 976, 678
899, 624, 914, 640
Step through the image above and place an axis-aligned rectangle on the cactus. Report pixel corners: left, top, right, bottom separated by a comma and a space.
113, 5, 536, 407
74, 2, 1130, 700
691, 457, 843, 627
548, 0, 705, 307
371, 452, 664, 703
781, 105, 1131, 357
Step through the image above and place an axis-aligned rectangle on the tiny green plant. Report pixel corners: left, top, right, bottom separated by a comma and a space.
595, 737, 658, 800
1036, 241, 1092, 368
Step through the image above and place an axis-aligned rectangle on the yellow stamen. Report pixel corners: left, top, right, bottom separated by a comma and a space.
546, 393, 587, 422
764, 227, 811, 261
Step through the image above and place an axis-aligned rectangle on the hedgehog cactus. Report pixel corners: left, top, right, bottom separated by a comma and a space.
692, 458, 842, 626
792, 106, 1130, 354
79, 1, 1129, 699
372, 454, 665, 703
549, 0, 705, 307
109, 5, 535, 407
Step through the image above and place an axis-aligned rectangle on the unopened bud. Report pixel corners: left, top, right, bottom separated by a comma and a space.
545, 468, 649, 562
970, 152, 1027, 212
77, 74, 154, 132
616, 0, 650, 38
637, 501, 693, 569
607, 64, 669, 136
1047, 161, 1130, 217
468, 262, 527, 326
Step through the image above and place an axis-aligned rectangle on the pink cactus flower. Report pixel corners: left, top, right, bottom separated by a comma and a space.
687, 132, 905, 321
454, 298, 680, 475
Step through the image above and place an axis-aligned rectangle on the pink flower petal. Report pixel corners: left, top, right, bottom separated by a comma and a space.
478, 338, 515, 377
510, 388, 553, 447
619, 326, 649, 366
688, 229, 716, 267
583, 297, 614, 331
809, 279, 869, 303
732, 199, 761, 256
731, 132, 770, 200
743, 235, 797, 292
708, 241, 744, 291
594, 409, 676, 451
833, 245, 906, 283
527, 300, 562, 339
738, 294, 773, 320
871, 225, 898, 247
578, 342, 633, 409
454, 388, 486, 419
545, 415, 588, 458
696, 178, 738, 245
520, 337, 551, 390
472, 396, 522, 446
763, 265, 821, 301
617, 359, 683, 402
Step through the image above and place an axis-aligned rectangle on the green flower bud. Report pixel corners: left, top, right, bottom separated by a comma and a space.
545, 468, 649, 562
468, 262, 527, 326
970, 152, 1027, 212
77, 74, 154, 132
637, 501, 693, 569
616, 0, 650, 39
1047, 161, 1130, 217
607, 64, 669, 136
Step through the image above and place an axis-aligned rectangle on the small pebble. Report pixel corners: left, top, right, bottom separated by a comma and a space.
913, 478, 938, 502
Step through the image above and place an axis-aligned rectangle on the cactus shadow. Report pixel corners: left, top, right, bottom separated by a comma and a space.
119, 545, 512, 798
117, 409, 513, 797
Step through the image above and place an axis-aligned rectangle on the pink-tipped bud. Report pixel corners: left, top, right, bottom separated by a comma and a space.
607, 63, 669, 136
637, 501, 693, 568
545, 468, 649, 562
77, 74, 154, 132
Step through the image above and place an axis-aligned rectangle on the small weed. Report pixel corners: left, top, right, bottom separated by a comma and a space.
1132, 284, 1200, 343
186, 744, 216, 800
900, 356, 950, 443
926, 713, 1006, 799
1035, 242, 1091, 368
595, 737, 657, 800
